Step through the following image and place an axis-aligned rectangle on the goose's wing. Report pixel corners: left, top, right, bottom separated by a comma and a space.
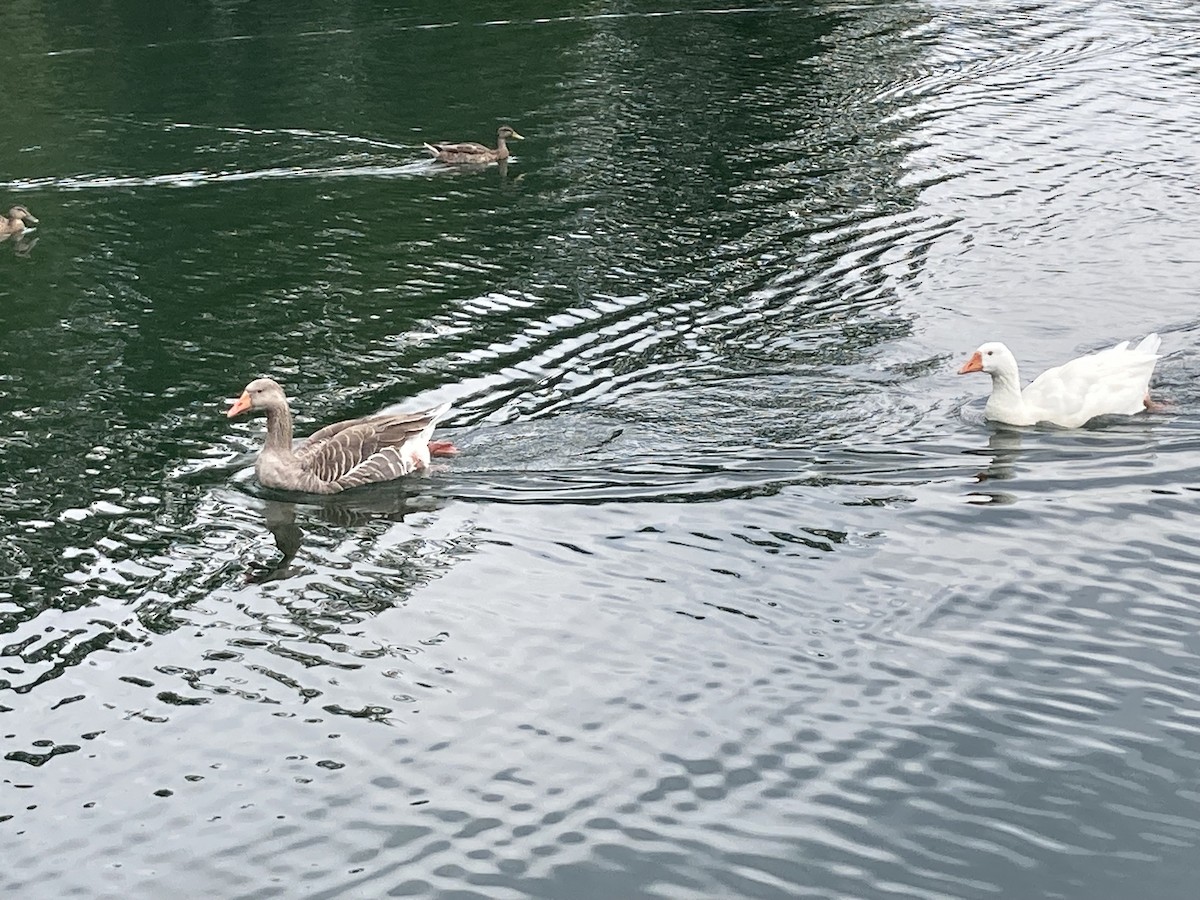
297, 405, 450, 488
296, 416, 368, 460
1023, 336, 1160, 425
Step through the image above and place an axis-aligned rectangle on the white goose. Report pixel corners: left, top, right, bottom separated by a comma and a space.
958, 334, 1162, 427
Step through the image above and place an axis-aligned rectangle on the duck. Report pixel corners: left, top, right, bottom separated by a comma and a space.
0, 206, 38, 237
423, 125, 524, 164
957, 334, 1162, 427
226, 377, 456, 494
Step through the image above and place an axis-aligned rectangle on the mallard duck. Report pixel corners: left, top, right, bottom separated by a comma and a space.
227, 377, 456, 494
0, 206, 38, 237
958, 334, 1162, 427
423, 125, 524, 164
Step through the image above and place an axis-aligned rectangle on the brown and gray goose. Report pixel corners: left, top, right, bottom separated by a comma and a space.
423, 125, 524, 164
0, 205, 38, 237
227, 377, 455, 494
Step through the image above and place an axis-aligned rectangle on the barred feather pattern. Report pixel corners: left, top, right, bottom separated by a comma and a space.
299, 412, 441, 490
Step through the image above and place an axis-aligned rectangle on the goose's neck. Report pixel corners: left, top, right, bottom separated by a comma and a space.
263, 404, 295, 455
988, 366, 1026, 414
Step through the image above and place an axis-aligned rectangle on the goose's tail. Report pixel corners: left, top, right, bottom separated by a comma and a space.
421, 402, 457, 457
1135, 333, 1162, 357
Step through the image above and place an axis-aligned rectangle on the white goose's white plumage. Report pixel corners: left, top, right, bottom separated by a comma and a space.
958, 334, 1162, 427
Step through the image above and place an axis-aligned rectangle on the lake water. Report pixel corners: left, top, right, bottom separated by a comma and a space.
4, 1, 1200, 897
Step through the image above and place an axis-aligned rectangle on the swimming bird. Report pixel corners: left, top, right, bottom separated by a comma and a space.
0, 206, 38, 237
957, 334, 1162, 427
423, 125, 524, 164
226, 377, 455, 494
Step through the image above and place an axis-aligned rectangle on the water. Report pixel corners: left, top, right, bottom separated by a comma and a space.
4, 1, 1200, 897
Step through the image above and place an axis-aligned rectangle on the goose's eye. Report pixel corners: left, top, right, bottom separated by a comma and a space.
986, 351, 993, 356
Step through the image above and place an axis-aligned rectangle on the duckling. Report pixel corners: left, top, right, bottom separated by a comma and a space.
423, 125, 524, 164
0, 206, 38, 237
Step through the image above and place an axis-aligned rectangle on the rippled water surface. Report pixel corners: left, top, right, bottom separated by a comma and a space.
5, 1, 1200, 897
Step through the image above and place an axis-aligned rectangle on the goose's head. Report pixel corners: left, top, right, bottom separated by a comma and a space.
959, 342, 1018, 377
227, 377, 288, 417
497, 125, 524, 141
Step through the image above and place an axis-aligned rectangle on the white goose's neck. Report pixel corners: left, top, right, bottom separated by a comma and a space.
985, 365, 1029, 424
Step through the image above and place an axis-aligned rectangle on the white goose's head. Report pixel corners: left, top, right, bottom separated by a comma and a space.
958, 342, 1018, 377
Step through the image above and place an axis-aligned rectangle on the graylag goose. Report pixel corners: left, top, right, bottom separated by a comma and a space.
0, 206, 38, 237
424, 125, 524, 164
227, 377, 455, 494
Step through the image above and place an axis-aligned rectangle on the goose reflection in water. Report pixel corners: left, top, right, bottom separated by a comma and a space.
965, 429, 1023, 505
244, 500, 306, 584
243, 488, 445, 584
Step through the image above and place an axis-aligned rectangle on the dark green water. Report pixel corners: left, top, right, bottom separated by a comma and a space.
6, 1, 1200, 897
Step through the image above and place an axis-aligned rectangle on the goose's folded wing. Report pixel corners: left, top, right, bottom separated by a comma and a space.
292, 422, 381, 483
297, 409, 447, 486
333, 446, 422, 490
297, 416, 368, 459
1024, 347, 1158, 420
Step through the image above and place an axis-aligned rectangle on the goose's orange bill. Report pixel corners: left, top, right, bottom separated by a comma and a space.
227, 391, 252, 417
958, 351, 983, 374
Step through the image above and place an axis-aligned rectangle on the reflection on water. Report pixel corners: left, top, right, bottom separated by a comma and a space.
5, 1, 1200, 898
0, 232, 38, 256
243, 487, 449, 583
243, 500, 306, 584
966, 428, 1024, 503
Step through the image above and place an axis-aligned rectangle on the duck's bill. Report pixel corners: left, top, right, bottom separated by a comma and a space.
24, 214, 39, 225
510, 131, 525, 140
958, 352, 983, 374
227, 391, 252, 417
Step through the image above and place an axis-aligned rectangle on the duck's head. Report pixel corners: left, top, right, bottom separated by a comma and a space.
497, 125, 525, 141
958, 342, 1017, 376
5, 206, 38, 226
227, 377, 287, 417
